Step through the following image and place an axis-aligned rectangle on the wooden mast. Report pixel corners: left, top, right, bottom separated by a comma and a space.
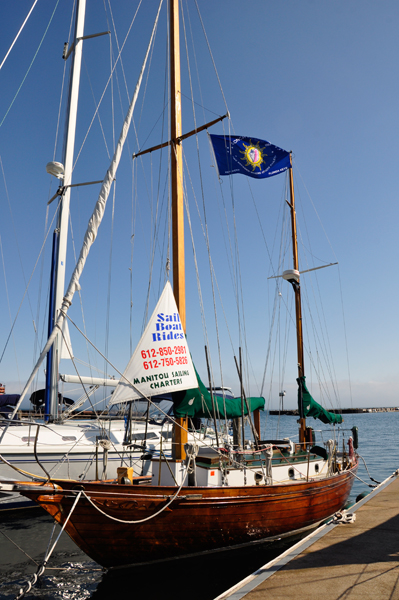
287, 153, 306, 446
170, 0, 188, 461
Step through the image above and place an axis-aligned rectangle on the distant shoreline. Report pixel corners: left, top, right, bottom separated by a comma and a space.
269, 407, 399, 415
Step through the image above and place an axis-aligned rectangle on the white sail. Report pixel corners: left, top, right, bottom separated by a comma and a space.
109, 281, 197, 405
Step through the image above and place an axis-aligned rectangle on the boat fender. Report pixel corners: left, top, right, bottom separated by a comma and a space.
356, 490, 371, 503
72, 484, 85, 492
254, 471, 263, 485
310, 445, 328, 460
141, 453, 153, 461
351, 426, 359, 449
120, 477, 132, 485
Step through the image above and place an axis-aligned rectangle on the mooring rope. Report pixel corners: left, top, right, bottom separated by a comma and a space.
14, 490, 83, 600
357, 454, 381, 485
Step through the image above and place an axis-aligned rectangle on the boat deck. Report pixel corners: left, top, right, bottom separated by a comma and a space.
217, 471, 399, 600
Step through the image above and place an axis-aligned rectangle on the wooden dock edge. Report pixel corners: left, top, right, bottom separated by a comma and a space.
214, 470, 399, 600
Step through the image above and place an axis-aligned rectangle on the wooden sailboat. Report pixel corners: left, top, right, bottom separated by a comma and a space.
1, 0, 358, 565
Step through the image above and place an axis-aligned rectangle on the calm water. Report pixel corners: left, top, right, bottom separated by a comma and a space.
0, 412, 398, 599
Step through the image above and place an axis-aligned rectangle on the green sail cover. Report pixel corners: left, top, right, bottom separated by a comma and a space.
298, 376, 342, 425
173, 370, 264, 419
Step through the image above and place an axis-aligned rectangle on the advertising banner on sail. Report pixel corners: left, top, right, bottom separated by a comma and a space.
109, 282, 198, 405
210, 134, 290, 179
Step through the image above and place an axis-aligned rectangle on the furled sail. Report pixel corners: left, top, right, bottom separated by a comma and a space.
297, 376, 343, 425
173, 368, 265, 419
109, 281, 198, 405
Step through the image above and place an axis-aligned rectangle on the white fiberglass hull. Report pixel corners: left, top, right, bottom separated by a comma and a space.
0, 418, 217, 509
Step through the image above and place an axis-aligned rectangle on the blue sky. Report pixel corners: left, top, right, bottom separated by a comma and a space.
0, 0, 398, 411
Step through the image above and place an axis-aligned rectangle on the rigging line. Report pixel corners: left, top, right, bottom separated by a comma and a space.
0, 528, 39, 566
104, 0, 134, 163
134, 49, 169, 333
180, 93, 221, 118
107, 0, 159, 136
181, 8, 226, 416
217, 127, 253, 394
33, 6, 69, 363
106, 2, 159, 245
0, 234, 22, 386
180, 149, 208, 338
337, 263, 354, 409
34, 204, 50, 372
32, 7, 73, 371
103, 37, 117, 389
0, 156, 36, 335
59, 324, 105, 426
134, 47, 169, 308
208, 130, 240, 328
292, 198, 341, 407
0, 197, 62, 366
300, 272, 341, 407
293, 197, 339, 392
105, 181, 116, 390
130, 228, 135, 357
251, 174, 290, 397
105, 0, 132, 102
208, 127, 260, 396
279, 287, 327, 407
229, 166, 249, 385
72, 0, 144, 172
104, 3, 154, 347
193, 0, 229, 114
82, 54, 111, 160
53, 2, 75, 163
183, 0, 206, 127
245, 173, 285, 280
182, 154, 236, 358
293, 157, 338, 262
261, 217, 289, 396
68, 202, 94, 383
64, 313, 228, 454
275, 193, 295, 404
135, 13, 159, 140
0, 0, 39, 71
15, 491, 84, 600
182, 149, 235, 422
0, 0, 61, 129
143, 109, 169, 331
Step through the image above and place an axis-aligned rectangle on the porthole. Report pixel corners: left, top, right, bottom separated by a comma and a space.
315, 463, 319, 473
288, 468, 295, 478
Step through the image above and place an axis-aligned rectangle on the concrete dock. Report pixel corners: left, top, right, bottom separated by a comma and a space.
217, 472, 399, 600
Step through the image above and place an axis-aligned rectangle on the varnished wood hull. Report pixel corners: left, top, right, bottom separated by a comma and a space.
19, 461, 357, 568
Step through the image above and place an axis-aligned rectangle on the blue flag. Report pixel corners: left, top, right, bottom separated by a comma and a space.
210, 135, 290, 179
